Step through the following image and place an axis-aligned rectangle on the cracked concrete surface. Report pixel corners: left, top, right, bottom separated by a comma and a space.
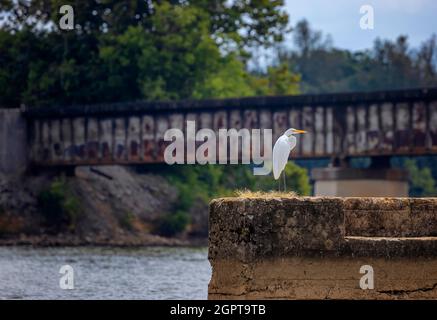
208, 197, 437, 299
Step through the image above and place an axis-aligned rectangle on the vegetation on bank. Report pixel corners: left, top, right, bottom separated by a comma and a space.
118, 211, 136, 231
393, 158, 436, 197
37, 177, 81, 233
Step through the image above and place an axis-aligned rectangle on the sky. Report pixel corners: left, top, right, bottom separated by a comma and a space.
284, 0, 437, 51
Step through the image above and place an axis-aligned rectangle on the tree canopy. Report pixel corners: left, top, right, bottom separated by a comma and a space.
277, 19, 437, 94
0, 0, 295, 108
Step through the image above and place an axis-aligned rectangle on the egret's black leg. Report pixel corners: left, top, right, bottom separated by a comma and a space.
283, 170, 287, 192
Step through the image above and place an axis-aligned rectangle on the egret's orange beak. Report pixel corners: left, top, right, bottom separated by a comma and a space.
292, 129, 307, 134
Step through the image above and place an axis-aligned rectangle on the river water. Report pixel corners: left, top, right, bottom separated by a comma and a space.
0, 246, 210, 300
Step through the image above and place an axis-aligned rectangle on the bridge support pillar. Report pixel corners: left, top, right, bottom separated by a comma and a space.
311, 167, 409, 197
0, 109, 28, 177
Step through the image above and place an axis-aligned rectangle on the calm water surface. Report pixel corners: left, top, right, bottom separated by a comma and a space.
0, 246, 210, 299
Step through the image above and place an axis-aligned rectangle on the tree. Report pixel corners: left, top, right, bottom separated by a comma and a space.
192, 54, 255, 99
403, 159, 436, 197
292, 19, 332, 57
249, 63, 300, 96
0, 0, 292, 107
0, 0, 289, 48
219, 162, 311, 196
99, 4, 223, 101
277, 19, 437, 94
416, 34, 437, 84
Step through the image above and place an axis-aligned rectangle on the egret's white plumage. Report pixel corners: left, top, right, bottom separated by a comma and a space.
273, 134, 295, 179
272, 128, 305, 180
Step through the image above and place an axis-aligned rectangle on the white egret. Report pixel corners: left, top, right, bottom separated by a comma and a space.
273, 128, 307, 191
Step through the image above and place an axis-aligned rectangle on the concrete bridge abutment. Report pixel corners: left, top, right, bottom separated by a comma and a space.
0, 109, 28, 177
312, 167, 409, 197
312, 156, 409, 197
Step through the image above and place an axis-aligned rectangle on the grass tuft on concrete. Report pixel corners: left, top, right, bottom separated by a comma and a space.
234, 189, 297, 198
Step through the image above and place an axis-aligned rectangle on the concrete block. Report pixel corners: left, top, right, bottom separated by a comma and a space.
208, 196, 437, 299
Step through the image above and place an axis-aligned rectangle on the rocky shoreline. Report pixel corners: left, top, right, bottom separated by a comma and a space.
0, 233, 207, 247
0, 166, 208, 247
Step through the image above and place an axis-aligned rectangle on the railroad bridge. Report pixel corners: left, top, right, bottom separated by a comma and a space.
2, 87, 437, 196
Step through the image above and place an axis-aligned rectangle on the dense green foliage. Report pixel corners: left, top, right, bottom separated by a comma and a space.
0, 0, 295, 108
118, 211, 136, 231
392, 158, 437, 197
155, 211, 190, 237
404, 159, 436, 197
37, 177, 80, 232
